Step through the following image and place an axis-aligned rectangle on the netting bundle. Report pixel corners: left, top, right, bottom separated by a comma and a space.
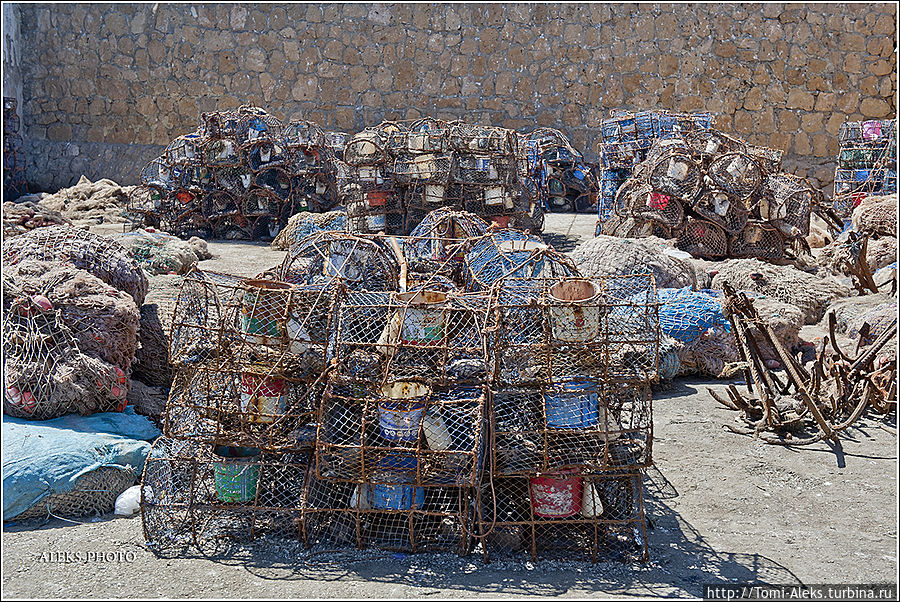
464, 230, 579, 291
851, 193, 897, 237
3, 278, 129, 419
2, 225, 149, 305
16, 465, 139, 520
569, 235, 696, 290
711, 258, 852, 324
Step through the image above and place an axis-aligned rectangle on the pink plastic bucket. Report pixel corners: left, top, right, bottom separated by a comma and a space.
529, 470, 583, 518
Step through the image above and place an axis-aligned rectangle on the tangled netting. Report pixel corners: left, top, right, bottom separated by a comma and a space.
23, 176, 134, 227
15, 466, 138, 520
817, 230, 897, 278
2, 262, 136, 419
114, 229, 210, 276
271, 210, 347, 251
597, 110, 713, 225
832, 120, 897, 218
2, 225, 149, 306
3, 200, 69, 238
4, 97, 27, 199
850, 193, 897, 238
569, 235, 697, 290
128, 105, 343, 240
601, 128, 825, 261
710, 258, 852, 325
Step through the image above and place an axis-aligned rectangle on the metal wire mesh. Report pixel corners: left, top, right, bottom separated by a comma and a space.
832, 119, 897, 218
477, 471, 647, 562
302, 473, 474, 554
464, 231, 579, 291
141, 437, 309, 553
729, 221, 785, 260
315, 381, 486, 487
674, 218, 729, 259
277, 231, 398, 291
707, 152, 764, 200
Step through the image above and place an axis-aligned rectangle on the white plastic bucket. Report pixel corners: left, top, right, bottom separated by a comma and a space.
394, 290, 448, 346
548, 279, 601, 342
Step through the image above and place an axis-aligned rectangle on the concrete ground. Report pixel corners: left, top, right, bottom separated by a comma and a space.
2, 214, 896, 598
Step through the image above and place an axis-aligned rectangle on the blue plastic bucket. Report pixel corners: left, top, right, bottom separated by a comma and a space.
372, 483, 425, 510
544, 381, 599, 429
378, 381, 430, 441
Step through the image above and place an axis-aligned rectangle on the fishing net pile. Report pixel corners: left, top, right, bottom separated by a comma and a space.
18, 176, 134, 227
113, 229, 210, 276
271, 209, 347, 250
710, 258, 851, 324
850, 193, 897, 237
2, 260, 138, 419
600, 128, 826, 261
2, 200, 69, 238
569, 235, 697, 289
127, 105, 342, 240
2, 225, 149, 306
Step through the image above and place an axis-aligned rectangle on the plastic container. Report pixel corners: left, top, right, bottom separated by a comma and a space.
378, 381, 431, 441
529, 470, 583, 518
213, 445, 261, 503
394, 290, 447, 346
548, 279, 601, 342
240, 371, 287, 424
543, 381, 600, 429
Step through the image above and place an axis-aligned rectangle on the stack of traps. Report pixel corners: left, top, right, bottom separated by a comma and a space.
832, 119, 897, 219
144, 231, 658, 562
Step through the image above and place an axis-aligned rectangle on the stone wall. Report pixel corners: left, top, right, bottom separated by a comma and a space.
16, 2, 898, 194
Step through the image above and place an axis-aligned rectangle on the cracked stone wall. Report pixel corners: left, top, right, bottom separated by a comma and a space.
15, 3, 897, 194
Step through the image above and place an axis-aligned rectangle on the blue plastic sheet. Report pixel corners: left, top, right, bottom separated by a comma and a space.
3, 408, 160, 520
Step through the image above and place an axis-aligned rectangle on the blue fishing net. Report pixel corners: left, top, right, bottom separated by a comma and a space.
657, 287, 731, 344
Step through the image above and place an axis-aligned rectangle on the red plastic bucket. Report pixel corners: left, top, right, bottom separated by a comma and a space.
529, 470, 583, 518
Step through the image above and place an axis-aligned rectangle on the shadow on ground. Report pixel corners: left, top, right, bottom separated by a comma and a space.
122, 465, 802, 597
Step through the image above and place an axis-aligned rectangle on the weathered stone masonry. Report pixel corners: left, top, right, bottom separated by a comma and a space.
15, 3, 897, 193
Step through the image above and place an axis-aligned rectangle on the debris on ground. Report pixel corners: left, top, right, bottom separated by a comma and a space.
710, 284, 896, 446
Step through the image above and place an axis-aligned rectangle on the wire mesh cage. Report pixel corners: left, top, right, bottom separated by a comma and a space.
238, 111, 284, 146
169, 268, 337, 382
331, 289, 490, 386
401, 208, 489, 279
477, 471, 647, 562
302, 472, 475, 554
674, 218, 729, 259
141, 437, 310, 554
163, 366, 321, 452
760, 172, 816, 237
277, 231, 398, 291
451, 154, 516, 186
344, 130, 391, 166
202, 137, 242, 168
832, 121, 897, 217
464, 231, 579, 291
393, 153, 453, 186
315, 380, 486, 487
283, 120, 326, 150
491, 381, 652, 475
599, 275, 660, 384
647, 149, 703, 201
630, 187, 685, 229
690, 189, 749, 235
707, 152, 764, 200
729, 220, 785, 260
244, 140, 289, 172
449, 123, 516, 155
165, 134, 203, 166
683, 129, 747, 160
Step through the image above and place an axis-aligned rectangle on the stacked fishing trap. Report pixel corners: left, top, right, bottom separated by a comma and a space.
342, 118, 544, 236
521, 128, 599, 214
596, 110, 713, 231
832, 119, 897, 219
128, 106, 341, 240
142, 210, 659, 562
600, 128, 825, 261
